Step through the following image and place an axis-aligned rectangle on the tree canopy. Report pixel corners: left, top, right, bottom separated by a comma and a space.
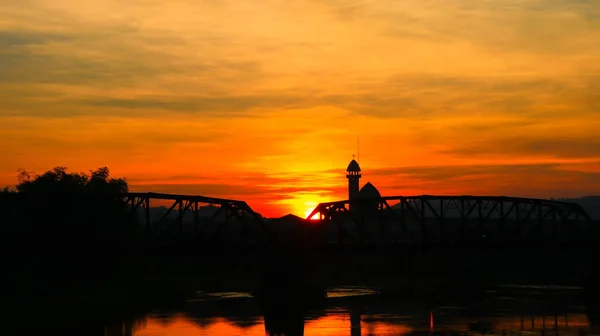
2, 167, 138, 294
16, 166, 128, 195
4, 166, 136, 247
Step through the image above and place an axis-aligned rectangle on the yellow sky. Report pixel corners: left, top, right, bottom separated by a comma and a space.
1, 0, 599, 217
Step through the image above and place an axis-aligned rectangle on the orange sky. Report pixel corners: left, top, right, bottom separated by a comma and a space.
1, 0, 600, 217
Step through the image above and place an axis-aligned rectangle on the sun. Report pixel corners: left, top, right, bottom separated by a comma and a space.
303, 201, 319, 220
275, 193, 325, 219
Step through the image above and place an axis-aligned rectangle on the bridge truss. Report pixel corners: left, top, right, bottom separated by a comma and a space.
306, 196, 596, 245
125, 192, 267, 244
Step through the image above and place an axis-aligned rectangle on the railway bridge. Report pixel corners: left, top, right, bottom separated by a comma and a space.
124, 192, 597, 246
123, 191, 598, 288
1, 187, 597, 290
123, 158, 597, 247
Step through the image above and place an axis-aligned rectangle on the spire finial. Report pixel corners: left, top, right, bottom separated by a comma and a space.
352, 154, 355, 159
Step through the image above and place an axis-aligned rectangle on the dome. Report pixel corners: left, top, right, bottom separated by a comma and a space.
346, 159, 361, 172
357, 182, 381, 199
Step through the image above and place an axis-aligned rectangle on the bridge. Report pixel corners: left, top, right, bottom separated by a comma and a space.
125, 192, 268, 243
1, 190, 595, 245
123, 192, 597, 246
2, 190, 598, 289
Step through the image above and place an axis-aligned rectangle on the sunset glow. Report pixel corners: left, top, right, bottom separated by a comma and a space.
131, 312, 591, 336
304, 201, 318, 219
1, 0, 599, 217
133, 315, 416, 336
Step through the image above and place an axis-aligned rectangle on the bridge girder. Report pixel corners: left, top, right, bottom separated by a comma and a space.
124, 192, 268, 244
306, 195, 596, 245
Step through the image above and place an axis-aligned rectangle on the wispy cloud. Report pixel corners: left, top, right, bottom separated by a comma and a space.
361, 162, 600, 199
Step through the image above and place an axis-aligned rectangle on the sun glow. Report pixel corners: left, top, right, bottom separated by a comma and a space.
304, 201, 318, 220
268, 191, 330, 219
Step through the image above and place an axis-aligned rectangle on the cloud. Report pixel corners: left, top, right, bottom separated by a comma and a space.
362, 0, 600, 56
0, 27, 261, 88
0, 115, 232, 171
0, 50, 162, 87
1, 0, 599, 121
0, 30, 72, 46
43, 73, 595, 120
368, 163, 559, 181
366, 162, 600, 198
0, 31, 175, 94
442, 136, 600, 160
77, 95, 299, 115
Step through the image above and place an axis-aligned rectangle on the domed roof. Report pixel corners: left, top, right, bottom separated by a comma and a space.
357, 182, 381, 199
347, 159, 361, 172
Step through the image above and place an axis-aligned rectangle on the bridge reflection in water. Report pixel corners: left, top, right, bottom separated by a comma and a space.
108, 286, 598, 336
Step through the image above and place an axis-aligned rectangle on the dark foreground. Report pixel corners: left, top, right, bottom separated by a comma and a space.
4, 244, 600, 335
118, 285, 600, 336
6, 284, 600, 336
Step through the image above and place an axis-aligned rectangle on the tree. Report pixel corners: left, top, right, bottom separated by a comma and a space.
17, 167, 134, 230
5, 167, 137, 298
9, 166, 136, 257
16, 166, 128, 195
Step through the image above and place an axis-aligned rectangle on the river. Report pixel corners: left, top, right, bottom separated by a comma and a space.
118, 285, 597, 336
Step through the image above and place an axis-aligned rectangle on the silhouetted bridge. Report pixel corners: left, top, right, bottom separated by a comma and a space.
125, 192, 268, 244
125, 193, 597, 246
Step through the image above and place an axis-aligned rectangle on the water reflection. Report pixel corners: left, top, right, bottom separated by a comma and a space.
126, 286, 597, 336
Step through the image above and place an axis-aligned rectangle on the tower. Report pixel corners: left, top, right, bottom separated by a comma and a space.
346, 158, 362, 202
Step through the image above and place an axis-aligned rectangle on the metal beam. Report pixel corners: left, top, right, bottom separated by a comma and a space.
124, 192, 268, 245
307, 195, 595, 245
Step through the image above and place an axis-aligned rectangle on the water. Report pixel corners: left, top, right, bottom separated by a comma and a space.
126, 285, 598, 336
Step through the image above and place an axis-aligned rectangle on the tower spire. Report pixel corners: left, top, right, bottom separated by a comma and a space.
346, 156, 362, 206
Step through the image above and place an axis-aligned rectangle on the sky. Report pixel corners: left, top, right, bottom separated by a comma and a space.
1, 0, 599, 217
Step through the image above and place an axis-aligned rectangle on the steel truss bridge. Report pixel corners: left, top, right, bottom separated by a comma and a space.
2, 192, 595, 245
124, 192, 269, 243
121, 193, 596, 246
306, 195, 596, 245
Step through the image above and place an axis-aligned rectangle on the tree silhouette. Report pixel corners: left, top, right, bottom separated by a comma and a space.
5, 166, 138, 291
16, 166, 128, 195
13, 166, 135, 242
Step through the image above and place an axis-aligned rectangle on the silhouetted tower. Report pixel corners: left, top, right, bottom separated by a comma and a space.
347, 158, 362, 208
